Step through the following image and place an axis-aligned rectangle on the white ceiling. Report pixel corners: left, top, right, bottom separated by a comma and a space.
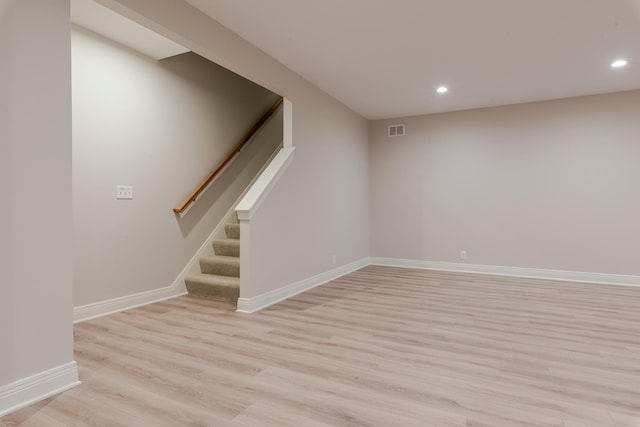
184, 0, 640, 120
71, 0, 188, 60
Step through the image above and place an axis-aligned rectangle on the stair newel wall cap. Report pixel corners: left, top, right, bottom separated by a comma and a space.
235, 147, 295, 221
236, 209, 251, 221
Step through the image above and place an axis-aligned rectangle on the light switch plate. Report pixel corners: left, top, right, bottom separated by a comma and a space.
116, 185, 133, 200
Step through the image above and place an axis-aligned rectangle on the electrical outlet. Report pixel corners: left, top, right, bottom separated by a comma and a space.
332, 255, 336, 265
460, 250, 468, 260
116, 185, 133, 200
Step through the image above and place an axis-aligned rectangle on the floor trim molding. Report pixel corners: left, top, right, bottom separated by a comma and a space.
74, 257, 640, 321
0, 362, 80, 417
236, 257, 370, 313
370, 257, 640, 287
74, 285, 187, 323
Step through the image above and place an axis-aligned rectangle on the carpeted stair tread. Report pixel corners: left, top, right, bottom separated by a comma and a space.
212, 239, 240, 257
185, 274, 239, 301
224, 223, 240, 239
185, 220, 241, 305
199, 255, 240, 277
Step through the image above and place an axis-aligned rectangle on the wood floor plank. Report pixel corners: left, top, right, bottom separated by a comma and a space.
2, 266, 640, 426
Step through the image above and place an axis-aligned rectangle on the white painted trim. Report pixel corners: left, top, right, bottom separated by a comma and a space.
370, 258, 640, 287
236, 146, 295, 221
238, 218, 251, 301
74, 284, 187, 323
176, 101, 284, 219
238, 257, 640, 315
236, 258, 370, 313
74, 142, 286, 324
283, 98, 293, 149
74, 184, 243, 323
0, 362, 80, 417
176, 140, 285, 293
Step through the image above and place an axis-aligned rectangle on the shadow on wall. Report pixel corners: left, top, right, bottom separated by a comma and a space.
175, 106, 284, 237
72, 28, 282, 307
158, 52, 284, 236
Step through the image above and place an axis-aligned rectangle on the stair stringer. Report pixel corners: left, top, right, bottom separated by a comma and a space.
235, 146, 296, 307
177, 98, 293, 305
170, 143, 283, 298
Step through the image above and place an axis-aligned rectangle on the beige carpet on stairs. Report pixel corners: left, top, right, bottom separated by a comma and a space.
185, 222, 240, 303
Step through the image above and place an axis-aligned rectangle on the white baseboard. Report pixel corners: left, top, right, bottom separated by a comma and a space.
370, 257, 640, 287
74, 144, 286, 323
236, 257, 370, 313
0, 362, 80, 417
74, 285, 187, 323
74, 256, 639, 321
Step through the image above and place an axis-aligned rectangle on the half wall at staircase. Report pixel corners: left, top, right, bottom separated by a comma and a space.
72, 25, 281, 311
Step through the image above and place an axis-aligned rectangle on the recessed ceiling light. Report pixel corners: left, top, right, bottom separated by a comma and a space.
611, 59, 628, 68
436, 86, 448, 94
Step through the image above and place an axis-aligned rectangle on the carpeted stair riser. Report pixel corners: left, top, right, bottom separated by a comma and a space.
212, 239, 240, 257
185, 220, 240, 302
185, 274, 239, 301
199, 255, 240, 277
224, 223, 240, 239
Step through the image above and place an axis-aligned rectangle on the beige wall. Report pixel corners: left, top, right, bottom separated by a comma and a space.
0, 0, 12, 385
100, 0, 371, 299
371, 90, 640, 276
0, 0, 74, 387
72, 27, 280, 306
246, 87, 371, 297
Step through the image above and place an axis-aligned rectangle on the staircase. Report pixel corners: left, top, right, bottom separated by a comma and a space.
185, 221, 240, 303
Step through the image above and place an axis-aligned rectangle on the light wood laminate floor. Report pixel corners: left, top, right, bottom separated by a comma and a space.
2, 266, 640, 426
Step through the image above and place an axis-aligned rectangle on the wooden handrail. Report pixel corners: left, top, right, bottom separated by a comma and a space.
173, 97, 284, 214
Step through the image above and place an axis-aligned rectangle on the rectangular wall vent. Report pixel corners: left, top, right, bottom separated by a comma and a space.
388, 124, 405, 137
